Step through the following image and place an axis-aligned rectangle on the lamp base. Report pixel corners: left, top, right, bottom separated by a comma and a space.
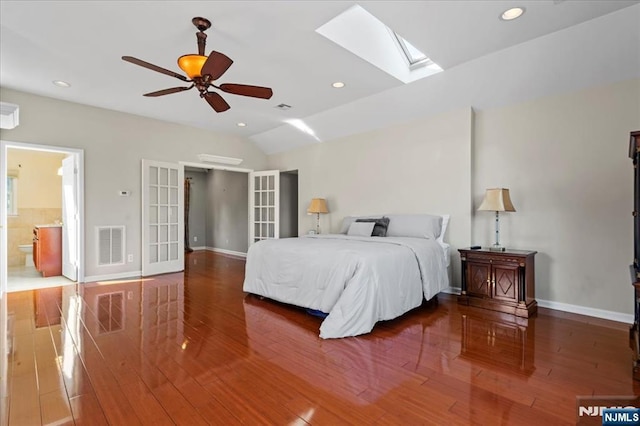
489, 245, 506, 252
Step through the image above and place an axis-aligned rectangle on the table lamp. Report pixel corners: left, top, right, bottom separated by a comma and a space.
478, 188, 516, 251
307, 198, 329, 234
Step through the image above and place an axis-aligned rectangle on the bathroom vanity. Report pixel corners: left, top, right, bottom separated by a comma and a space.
33, 225, 62, 277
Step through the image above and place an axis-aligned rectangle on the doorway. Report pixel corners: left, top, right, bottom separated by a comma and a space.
1, 140, 84, 293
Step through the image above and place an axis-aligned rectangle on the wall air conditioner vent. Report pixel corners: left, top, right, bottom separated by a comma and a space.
0, 102, 19, 129
97, 226, 125, 266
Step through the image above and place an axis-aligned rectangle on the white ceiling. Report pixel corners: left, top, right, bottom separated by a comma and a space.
1, 1, 639, 154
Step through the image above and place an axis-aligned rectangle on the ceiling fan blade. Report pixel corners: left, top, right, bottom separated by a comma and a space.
203, 92, 230, 113
143, 86, 194, 97
122, 56, 189, 82
219, 84, 273, 99
201, 51, 233, 80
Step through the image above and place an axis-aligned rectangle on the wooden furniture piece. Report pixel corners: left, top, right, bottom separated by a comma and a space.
33, 225, 62, 277
629, 130, 640, 381
458, 248, 537, 318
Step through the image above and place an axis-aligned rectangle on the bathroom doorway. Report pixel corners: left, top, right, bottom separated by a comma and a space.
1, 140, 84, 293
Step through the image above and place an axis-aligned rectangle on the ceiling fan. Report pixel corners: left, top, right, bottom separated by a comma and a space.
122, 17, 273, 113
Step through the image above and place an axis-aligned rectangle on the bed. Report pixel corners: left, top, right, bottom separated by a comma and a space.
242, 214, 450, 339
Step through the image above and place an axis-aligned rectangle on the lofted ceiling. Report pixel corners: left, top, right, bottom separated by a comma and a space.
1, 1, 639, 154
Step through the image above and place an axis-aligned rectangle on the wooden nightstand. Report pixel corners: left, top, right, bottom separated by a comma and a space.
457, 248, 537, 318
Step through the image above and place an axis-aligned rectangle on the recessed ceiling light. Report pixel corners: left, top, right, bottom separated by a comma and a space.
52, 80, 71, 88
237, 122, 247, 127
500, 7, 525, 21
332, 82, 345, 88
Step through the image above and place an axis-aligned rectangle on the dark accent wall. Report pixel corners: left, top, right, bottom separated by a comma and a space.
205, 170, 249, 253
184, 170, 207, 248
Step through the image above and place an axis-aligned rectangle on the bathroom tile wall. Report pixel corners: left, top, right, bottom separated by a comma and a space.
8, 208, 62, 267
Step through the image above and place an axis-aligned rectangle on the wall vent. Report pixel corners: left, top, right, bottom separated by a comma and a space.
0, 102, 19, 129
97, 226, 125, 266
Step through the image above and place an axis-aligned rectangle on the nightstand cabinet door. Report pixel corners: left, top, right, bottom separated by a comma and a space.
492, 263, 519, 303
458, 248, 537, 318
466, 262, 492, 298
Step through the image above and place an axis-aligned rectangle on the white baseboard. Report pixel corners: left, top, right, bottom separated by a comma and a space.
206, 247, 247, 258
537, 298, 633, 324
190, 246, 207, 251
441, 286, 632, 324
83, 270, 142, 283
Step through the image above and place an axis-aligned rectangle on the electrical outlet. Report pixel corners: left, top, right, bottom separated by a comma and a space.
193, 236, 198, 242
127, 254, 133, 263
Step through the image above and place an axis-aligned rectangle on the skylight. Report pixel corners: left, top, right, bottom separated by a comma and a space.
393, 32, 430, 68
316, 5, 442, 84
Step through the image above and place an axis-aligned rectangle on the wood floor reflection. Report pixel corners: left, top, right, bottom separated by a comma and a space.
3, 251, 639, 425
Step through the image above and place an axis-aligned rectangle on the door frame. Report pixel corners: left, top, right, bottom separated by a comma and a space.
0, 140, 85, 294
179, 161, 253, 256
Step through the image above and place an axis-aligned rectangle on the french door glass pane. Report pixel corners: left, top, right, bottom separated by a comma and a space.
149, 226, 158, 244
150, 187, 158, 204
150, 206, 158, 223
159, 244, 168, 262
159, 168, 168, 185
150, 245, 158, 263
160, 206, 168, 223
150, 167, 158, 184
159, 225, 168, 242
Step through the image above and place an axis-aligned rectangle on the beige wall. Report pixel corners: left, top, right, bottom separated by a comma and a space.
1, 88, 268, 279
473, 78, 640, 315
268, 107, 474, 286
268, 79, 640, 317
6, 149, 65, 266
7, 149, 65, 208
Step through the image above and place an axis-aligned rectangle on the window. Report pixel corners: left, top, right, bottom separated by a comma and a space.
6, 176, 17, 215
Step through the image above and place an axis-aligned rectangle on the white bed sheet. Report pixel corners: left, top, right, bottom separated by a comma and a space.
243, 234, 449, 338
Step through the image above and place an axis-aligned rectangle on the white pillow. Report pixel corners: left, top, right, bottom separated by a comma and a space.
385, 214, 443, 239
438, 214, 450, 243
339, 215, 380, 234
347, 222, 375, 237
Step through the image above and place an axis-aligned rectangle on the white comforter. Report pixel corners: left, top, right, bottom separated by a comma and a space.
242, 235, 449, 339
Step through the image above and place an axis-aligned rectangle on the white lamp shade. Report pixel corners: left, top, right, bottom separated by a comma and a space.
478, 188, 516, 212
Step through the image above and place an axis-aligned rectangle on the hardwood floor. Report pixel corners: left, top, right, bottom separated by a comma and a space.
2, 250, 639, 425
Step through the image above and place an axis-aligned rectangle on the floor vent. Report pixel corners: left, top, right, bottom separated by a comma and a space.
97, 226, 125, 266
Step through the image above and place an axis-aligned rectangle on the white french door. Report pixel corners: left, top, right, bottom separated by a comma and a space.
249, 171, 280, 245
61, 155, 78, 281
142, 159, 184, 276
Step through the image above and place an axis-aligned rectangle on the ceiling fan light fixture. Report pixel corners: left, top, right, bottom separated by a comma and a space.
178, 54, 207, 79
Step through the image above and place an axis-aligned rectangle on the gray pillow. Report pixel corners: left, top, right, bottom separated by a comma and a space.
356, 217, 390, 237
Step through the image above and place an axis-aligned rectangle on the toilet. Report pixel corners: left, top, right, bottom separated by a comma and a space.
18, 244, 34, 267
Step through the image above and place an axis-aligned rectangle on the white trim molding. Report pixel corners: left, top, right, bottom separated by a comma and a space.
537, 298, 633, 324
206, 247, 247, 258
83, 271, 142, 283
440, 287, 633, 324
